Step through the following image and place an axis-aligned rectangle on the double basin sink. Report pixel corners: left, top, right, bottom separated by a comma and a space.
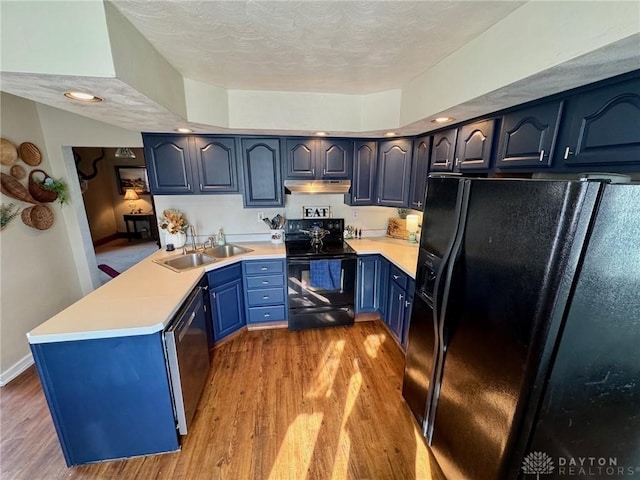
155, 244, 253, 272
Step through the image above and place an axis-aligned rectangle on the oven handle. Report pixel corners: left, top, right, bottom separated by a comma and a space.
287, 255, 356, 264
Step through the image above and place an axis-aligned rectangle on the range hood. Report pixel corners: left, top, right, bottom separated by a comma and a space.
284, 179, 351, 194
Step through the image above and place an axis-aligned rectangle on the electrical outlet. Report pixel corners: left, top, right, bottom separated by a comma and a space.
352, 209, 358, 219
258, 212, 265, 222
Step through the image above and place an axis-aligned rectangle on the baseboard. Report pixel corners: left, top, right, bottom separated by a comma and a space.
0, 353, 34, 387
93, 233, 120, 247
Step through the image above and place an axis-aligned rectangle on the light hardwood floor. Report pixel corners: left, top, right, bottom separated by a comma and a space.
1, 321, 444, 480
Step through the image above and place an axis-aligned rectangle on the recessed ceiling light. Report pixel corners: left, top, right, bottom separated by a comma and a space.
384, 132, 397, 137
175, 128, 192, 133
314, 131, 328, 136
64, 91, 102, 102
431, 117, 454, 124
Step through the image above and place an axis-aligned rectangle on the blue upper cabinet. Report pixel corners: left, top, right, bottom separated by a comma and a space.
430, 129, 458, 172
346, 140, 377, 206
376, 139, 413, 207
144, 135, 194, 194
143, 134, 239, 195
241, 137, 284, 207
455, 119, 495, 171
318, 139, 352, 178
285, 138, 315, 178
557, 76, 640, 167
285, 138, 352, 179
410, 136, 430, 210
192, 136, 239, 193
495, 100, 563, 169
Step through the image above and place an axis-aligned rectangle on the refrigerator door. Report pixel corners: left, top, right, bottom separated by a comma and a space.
429, 179, 592, 480
526, 183, 640, 471
403, 177, 464, 431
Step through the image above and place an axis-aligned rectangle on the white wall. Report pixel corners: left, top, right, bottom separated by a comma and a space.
153, 193, 412, 246
0, 93, 84, 384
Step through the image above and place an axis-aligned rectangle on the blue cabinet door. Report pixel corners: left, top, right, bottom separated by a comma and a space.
456, 119, 495, 171
387, 281, 405, 342
193, 136, 239, 193
378, 256, 389, 320
356, 256, 378, 313
210, 278, 245, 341
318, 139, 352, 178
410, 136, 430, 210
430, 128, 458, 172
377, 139, 413, 207
285, 138, 316, 178
558, 77, 640, 166
496, 100, 563, 169
347, 140, 377, 206
241, 138, 284, 207
144, 134, 194, 194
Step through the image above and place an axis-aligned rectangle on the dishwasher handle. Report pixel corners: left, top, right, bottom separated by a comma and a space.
166, 286, 202, 336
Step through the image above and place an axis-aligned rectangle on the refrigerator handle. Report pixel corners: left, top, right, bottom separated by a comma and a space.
425, 179, 471, 443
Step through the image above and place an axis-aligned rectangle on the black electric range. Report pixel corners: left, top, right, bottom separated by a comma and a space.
284, 219, 357, 331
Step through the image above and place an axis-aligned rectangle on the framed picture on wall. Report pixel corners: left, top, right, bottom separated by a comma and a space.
115, 166, 150, 195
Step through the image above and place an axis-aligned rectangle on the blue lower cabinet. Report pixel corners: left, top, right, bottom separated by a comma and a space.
30, 333, 179, 466
387, 281, 405, 342
386, 267, 414, 349
402, 280, 415, 350
243, 259, 287, 324
356, 255, 389, 314
208, 263, 245, 341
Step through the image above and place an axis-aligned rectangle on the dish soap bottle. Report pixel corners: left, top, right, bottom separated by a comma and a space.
217, 228, 226, 246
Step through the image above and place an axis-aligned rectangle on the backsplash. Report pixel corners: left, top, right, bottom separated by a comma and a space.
153, 193, 421, 244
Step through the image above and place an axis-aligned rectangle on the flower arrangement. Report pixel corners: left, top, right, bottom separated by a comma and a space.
40, 176, 69, 205
159, 209, 188, 234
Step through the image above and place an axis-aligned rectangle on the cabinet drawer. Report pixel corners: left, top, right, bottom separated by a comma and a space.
207, 262, 242, 288
389, 264, 408, 289
246, 288, 285, 306
243, 260, 284, 275
247, 305, 286, 324
245, 274, 284, 289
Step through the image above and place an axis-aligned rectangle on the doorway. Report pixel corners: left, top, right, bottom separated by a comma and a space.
73, 147, 159, 284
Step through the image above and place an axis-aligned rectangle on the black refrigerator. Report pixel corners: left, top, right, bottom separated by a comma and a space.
402, 176, 640, 479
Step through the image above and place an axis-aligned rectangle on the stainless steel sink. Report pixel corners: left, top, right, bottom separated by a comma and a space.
154, 252, 216, 272
202, 244, 253, 258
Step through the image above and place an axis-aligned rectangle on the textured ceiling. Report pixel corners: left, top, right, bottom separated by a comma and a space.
110, 0, 525, 94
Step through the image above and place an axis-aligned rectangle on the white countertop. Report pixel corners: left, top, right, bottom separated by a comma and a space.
27, 242, 285, 344
346, 237, 419, 278
27, 237, 419, 344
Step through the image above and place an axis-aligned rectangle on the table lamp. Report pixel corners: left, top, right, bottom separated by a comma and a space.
406, 214, 419, 243
124, 188, 140, 214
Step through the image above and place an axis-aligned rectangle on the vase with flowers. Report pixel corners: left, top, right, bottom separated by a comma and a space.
159, 209, 188, 248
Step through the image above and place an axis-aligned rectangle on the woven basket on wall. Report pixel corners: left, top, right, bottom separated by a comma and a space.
0, 173, 37, 204
21, 204, 54, 230
18, 142, 42, 166
28, 169, 58, 203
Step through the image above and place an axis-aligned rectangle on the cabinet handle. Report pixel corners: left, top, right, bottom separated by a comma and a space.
203, 285, 208, 291
405, 300, 411, 308
538, 150, 546, 162
564, 147, 574, 160
200, 183, 203, 190
455, 157, 460, 166
399, 294, 404, 301
262, 280, 269, 285
187, 183, 191, 190
261, 267, 268, 271
264, 313, 271, 318
212, 292, 216, 299
393, 274, 400, 280
445, 159, 450, 167
377, 197, 381, 203
262, 295, 270, 300
417, 201, 422, 208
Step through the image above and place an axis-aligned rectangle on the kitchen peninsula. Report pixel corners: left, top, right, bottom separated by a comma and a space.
27, 237, 418, 466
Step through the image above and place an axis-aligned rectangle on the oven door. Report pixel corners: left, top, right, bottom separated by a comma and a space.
286, 255, 356, 331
